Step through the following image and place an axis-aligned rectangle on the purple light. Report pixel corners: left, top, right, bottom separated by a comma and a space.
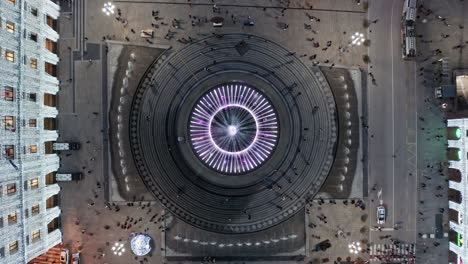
189, 84, 278, 174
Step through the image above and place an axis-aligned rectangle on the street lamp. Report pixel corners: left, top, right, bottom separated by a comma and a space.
348, 241, 362, 254
350, 32, 365, 46
102, 2, 115, 16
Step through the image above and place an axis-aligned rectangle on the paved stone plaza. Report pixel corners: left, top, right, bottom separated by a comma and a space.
52, 0, 466, 264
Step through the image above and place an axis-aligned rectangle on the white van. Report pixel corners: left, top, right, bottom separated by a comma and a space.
56, 173, 83, 181
53, 142, 80, 151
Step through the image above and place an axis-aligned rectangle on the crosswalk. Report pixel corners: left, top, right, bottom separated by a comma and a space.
369, 243, 415, 262
440, 57, 451, 83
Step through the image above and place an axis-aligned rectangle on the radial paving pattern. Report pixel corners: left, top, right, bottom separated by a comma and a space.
189, 84, 278, 174
129, 34, 338, 233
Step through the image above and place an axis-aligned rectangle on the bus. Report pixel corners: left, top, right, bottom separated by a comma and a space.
401, 0, 417, 59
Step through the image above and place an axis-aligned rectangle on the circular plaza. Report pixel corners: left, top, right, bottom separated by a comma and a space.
129, 34, 338, 233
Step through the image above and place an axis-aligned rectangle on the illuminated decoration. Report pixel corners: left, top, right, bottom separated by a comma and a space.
130, 234, 152, 256
348, 241, 362, 254
189, 84, 279, 174
350, 32, 365, 46
112, 242, 126, 256
102, 2, 115, 16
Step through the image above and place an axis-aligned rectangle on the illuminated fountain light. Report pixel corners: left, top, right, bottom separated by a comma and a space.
189, 84, 279, 174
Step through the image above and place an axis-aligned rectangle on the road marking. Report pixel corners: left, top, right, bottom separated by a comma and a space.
366, 3, 372, 245
413, 55, 418, 241
370, 227, 394, 231
390, 0, 396, 227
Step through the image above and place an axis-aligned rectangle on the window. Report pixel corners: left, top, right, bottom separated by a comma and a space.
5, 50, 15, 62
4, 87, 14, 101
6, 21, 15, 33
32, 205, 40, 215
32, 230, 40, 241
28, 93, 37, 102
30, 178, 38, 188
5, 145, 15, 159
30, 58, 37, 69
30, 7, 38, 17
7, 183, 16, 195
29, 33, 37, 42
0, 186, 2, 197
8, 241, 18, 254
4, 116, 15, 129
29, 145, 38, 154
7, 213, 17, 224
28, 119, 37, 127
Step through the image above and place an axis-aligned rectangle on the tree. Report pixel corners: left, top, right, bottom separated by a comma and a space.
363, 19, 370, 28
362, 55, 370, 64
361, 214, 368, 222
360, 226, 367, 234
363, 39, 371, 47
363, 2, 369, 11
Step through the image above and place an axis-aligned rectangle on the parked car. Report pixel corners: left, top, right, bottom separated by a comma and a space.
72, 252, 80, 264
140, 29, 154, 38
60, 249, 69, 264
377, 205, 386, 224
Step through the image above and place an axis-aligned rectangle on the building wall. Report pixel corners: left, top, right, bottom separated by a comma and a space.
447, 118, 468, 264
0, 0, 61, 263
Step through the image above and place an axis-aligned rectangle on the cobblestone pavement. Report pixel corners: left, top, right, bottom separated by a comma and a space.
411, 0, 468, 263
305, 199, 369, 264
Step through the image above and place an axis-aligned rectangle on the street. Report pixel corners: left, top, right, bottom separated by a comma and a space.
367, 0, 418, 249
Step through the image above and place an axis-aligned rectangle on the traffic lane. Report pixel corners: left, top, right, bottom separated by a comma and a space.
367, 0, 397, 233
392, 61, 417, 242
390, 2, 417, 237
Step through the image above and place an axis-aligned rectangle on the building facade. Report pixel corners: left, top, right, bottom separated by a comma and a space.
0, 0, 61, 263
447, 118, 467, 264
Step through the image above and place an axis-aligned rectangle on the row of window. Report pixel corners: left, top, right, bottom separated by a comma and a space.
1, 206, 41, 224
0, 179, 39, 196
0, 230, 41, 257
2, 49, 58, 76
1, 138, 59, 159
2, 49, 39, 69
2, 144, 43, 159
5, 0, 39, 17
2, 116, 39, 129
2, 87, 58, 105
2, 18, 59, 55
0, 206, 41, 225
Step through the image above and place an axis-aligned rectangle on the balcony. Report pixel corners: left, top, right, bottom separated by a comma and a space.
43, 0, 60, 20
45, 185, 60, 200
46, 15, 58, 33
46, 229, 62, 249
45, 205, 61, 223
